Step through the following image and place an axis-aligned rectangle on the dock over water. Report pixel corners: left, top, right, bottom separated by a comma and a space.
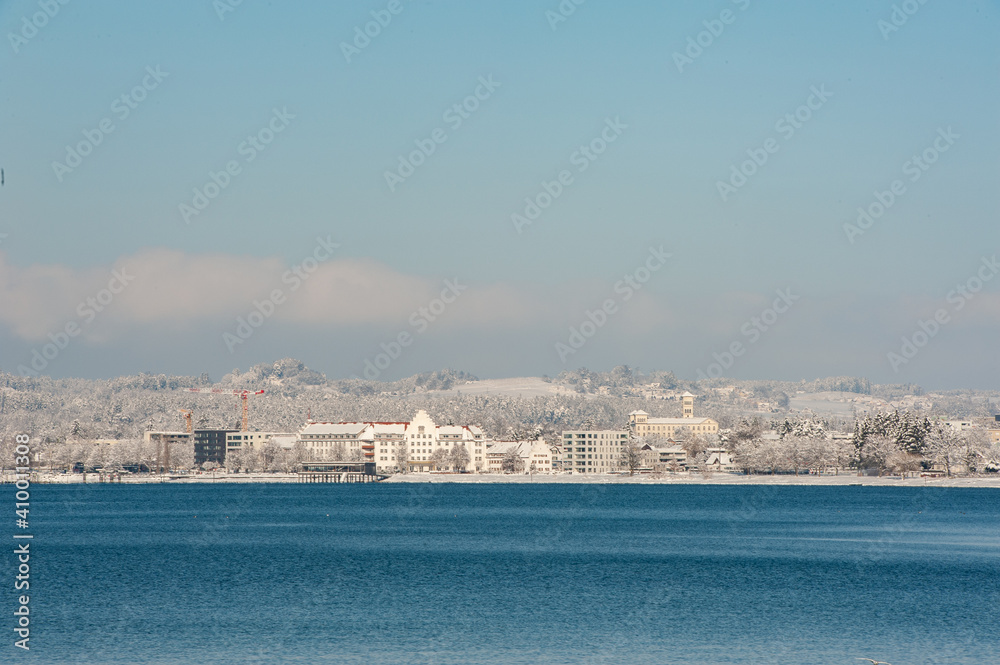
298, 461, 388, 483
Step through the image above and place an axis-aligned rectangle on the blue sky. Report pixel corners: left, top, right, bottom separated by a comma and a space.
1, 0, 998, 388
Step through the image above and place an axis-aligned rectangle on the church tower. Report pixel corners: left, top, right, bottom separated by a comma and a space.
681, 392, 696, 419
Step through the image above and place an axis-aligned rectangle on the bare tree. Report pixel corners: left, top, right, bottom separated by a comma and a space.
959, 428, 991, 474
171, 440, 195, 471
291, 441, 309, 470
258, 439, 280, 471
620, 439, 643, 476
394, 443, 408, 474
885, 448, 921, 477
681, 433, 711, 461
85, 442, 105, 473
501, 450, 524, 474
925, 425, 963, 477
862, 435, 898, 476
449, 443, 470, 472
430, 447, 450, 470
830, 437, 853, 475
782, 436, 809, 475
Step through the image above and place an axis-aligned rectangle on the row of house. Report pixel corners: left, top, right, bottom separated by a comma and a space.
140, 393, 731, 474
207, 394, 721, 473
131, 403, 1000, 475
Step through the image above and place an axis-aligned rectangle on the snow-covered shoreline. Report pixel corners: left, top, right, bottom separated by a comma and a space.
383, 472, 1000, 487
11, 471, 1000, 488
6, 472, 301, 484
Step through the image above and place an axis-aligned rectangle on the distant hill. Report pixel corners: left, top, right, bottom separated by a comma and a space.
1, 360, 996, 445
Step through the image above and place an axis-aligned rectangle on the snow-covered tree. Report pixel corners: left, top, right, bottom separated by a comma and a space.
394, 443, 408, 474
924, 425, 964, 477
430, 448, 450, 470
500, 450, 523, 474
620, 439, 643, 476
449, 443, 470, 472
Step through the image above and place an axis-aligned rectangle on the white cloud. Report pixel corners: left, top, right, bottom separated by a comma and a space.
0, 249, 557, 341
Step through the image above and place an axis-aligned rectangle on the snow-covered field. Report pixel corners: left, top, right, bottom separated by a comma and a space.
417, 376, 581, 398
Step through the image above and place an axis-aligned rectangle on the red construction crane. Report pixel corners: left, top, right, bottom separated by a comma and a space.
177, 409, 193, 434
186, 388, 264, 431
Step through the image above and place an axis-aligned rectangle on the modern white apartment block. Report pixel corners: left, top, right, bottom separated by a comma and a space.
559, 429, 629, 473
225, 431, 296, 456
629, 391, 719, 439
298, 409, 486, 474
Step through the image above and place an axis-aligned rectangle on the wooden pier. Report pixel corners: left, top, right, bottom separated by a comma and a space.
297, 461, 388, 483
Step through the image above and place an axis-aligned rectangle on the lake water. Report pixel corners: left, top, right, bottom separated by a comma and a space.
8, 483, 999, 664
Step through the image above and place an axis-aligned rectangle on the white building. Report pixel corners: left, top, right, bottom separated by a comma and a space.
295, 423, 372, 462
559, 429, 629, 474
640, 443, 688, 471
225, 431, 296, 456
703, 448, 737, 472
297, 410, 487, 474
629, 392, 719, 439
942, 420, 977, 432
485, 440, 554, 474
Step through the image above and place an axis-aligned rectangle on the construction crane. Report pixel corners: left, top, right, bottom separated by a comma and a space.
186, 388, 264, 431
177, 409, 193, 434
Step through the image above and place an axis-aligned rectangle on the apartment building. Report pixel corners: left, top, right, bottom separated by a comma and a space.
559, 429, 629, 474
640, 443, 688, 471
225, 431, 296, 457
192, 429, 235, 467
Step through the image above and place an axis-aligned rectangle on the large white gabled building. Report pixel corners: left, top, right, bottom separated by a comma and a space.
629, 392, 719, 440
297, 409, 487, 474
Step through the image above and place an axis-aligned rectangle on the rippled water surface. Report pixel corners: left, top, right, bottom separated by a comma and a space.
8, 483, 999, 664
